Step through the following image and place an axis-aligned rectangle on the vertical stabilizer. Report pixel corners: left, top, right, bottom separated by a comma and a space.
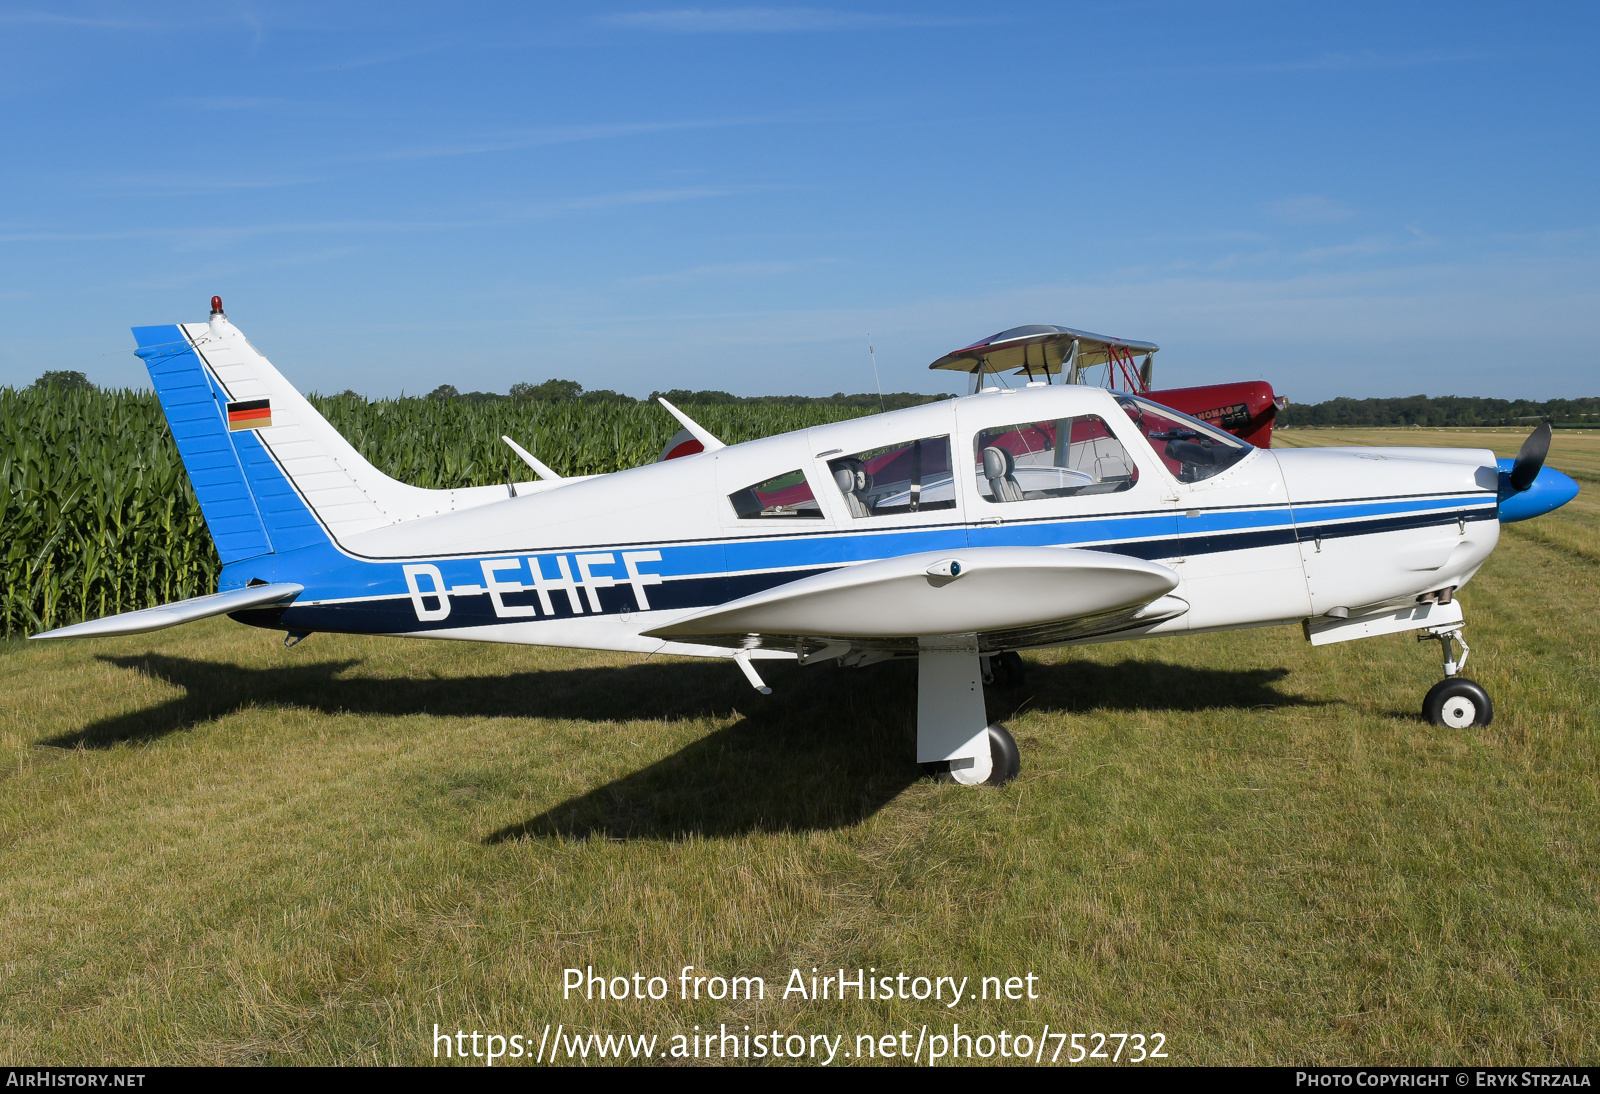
135, 303, 521, 559
135, 324, 280, 564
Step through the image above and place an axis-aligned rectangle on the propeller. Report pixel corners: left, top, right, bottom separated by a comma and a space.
1139, 354, 1154, 389
1508, 422, 1552, 492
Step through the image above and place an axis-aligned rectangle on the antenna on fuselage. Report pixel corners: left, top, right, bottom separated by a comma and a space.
868, 335, 885, 413
656, 397, 725, 452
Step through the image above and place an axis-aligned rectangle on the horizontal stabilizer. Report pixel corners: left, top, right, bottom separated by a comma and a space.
30, 583, 303, 641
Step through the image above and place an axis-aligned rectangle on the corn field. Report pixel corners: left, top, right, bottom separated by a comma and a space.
1, 387, 870, 637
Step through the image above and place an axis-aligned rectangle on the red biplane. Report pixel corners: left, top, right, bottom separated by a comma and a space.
658, 324, 1285, 465
927, 325, 1286, 448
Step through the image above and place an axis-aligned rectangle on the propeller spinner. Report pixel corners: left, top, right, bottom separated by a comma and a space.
1507, 422, 1552, 492
1497, 421, 1579, 524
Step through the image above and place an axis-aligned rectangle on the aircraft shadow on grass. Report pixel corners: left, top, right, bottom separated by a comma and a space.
57, 652, 1321, 839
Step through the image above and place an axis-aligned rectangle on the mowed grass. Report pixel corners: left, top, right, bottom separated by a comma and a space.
2, 428, 1597, 1066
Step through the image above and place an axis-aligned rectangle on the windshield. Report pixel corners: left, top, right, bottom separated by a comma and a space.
1115, 394, 1251, 483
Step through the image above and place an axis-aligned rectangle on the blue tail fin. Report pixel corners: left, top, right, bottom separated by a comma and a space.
136, 308, 530, 566
134, 323, 328, 565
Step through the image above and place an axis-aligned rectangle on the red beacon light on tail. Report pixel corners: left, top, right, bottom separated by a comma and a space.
210, 296, 224, 317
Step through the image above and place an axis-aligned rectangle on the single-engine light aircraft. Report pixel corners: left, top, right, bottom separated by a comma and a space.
34, 301, 1580, 787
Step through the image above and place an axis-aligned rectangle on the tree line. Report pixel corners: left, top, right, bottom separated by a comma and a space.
412, 379, 950, 410
1277, 394, 1600, 428
27, 371, 1597, 425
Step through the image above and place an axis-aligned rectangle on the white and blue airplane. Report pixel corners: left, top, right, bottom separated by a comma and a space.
34, 300, 1580, 787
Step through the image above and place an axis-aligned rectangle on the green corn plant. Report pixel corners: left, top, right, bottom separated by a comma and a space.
0, 385, 872, 636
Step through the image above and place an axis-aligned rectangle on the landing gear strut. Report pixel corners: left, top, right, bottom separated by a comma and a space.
981, 651, 1026, 688
1418, 623, 1493, 728
917, 638, 1022, 786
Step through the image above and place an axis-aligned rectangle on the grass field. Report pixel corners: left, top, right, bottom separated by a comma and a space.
2, 428, 1596, 1066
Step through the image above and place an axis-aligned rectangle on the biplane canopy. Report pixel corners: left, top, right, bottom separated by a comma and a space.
928, 324, 1160, 381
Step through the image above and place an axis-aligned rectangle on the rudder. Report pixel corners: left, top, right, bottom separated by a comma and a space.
135, 324, 286, 564
135, 302, 518, 562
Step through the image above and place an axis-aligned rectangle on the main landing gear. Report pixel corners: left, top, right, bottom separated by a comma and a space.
1418, 623, 1493, 728
917, 639, 1022, 786
981, 651, 1026, 689
920, 724, 1021, 787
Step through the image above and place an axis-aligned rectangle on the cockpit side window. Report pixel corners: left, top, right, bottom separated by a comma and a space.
729, 469, 824, 519
1114, 395, 1250, 483
972, 415, 1138, 504
827, 435, 956, 518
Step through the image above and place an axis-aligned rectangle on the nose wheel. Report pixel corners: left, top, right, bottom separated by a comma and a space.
1423, 678, 1493, 728
1418, 624, 1493, 728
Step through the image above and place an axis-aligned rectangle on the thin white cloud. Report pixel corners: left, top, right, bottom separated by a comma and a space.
0, 227, 162, 243
167, 96, 303, 112
0, 8, 158, 29
552, 186, 751, 212
90, 171, 317, 195
1267, 195, 1358, 225
370, 117, 759, 162
1294, 231, 1438, 263
0, 185, 752, 249
619, 258, 832, 285
116, 246, 364, 293
1179, 49, 1484, 76
309, 44, 453, 72
603, 7, 971, 33
500, 245, 1599, 400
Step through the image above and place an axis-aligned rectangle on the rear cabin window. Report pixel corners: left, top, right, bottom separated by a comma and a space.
973, 415, 1138, 504
729, 469, 824, 519
827, 435, 956, 518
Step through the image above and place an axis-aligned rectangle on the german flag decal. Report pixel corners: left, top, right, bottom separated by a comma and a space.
226, 398, 272, 431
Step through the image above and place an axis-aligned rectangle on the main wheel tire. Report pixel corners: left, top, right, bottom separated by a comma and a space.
985, 723, 1021, 786
1423, 677, 1494, 728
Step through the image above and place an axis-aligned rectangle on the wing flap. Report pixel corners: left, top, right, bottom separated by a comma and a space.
29, 583, 304, 640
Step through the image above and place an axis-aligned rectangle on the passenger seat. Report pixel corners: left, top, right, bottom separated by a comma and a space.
982, 446, 1024, 502
833, 467, 872, 518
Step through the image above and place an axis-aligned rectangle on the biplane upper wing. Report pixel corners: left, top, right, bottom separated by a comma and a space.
928, 324, 1160, 379
643, 546, 1187, 654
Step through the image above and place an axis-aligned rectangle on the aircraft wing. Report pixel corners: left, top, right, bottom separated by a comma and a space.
928, 324, 1159, 378
643, 547, 1186, 654
30, 583, 304, 640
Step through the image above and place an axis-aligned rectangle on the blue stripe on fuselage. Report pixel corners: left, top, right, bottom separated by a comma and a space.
1290, 493, 1487, 525
225, 491, 1496, 637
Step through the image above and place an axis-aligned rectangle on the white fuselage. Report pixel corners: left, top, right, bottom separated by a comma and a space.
223, 384, 1499, 661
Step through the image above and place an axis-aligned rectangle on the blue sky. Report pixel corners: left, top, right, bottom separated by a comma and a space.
1, 2, 1595, 401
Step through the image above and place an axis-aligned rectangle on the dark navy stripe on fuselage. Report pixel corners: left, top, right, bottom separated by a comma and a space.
233, 498, 1496, 636
246, 566, 836, 634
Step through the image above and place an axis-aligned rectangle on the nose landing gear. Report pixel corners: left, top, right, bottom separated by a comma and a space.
1418, 624, 1494, 728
